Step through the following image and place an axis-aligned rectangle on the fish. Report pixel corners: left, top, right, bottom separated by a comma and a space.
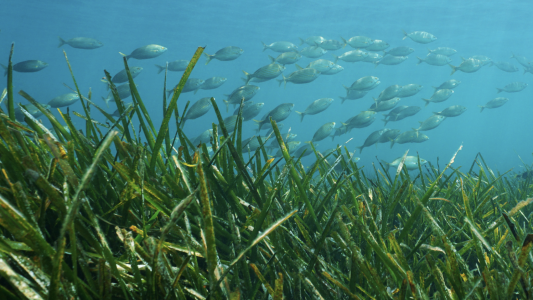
200, 77, 227, 90
402, 30, 437, 44
120, 44, 167, 60
478, 97, 509, 112
48, 93, 80, 108
390, 131, 429, 148
369, 97, 401, 112
383, 106, 421, 125
398, 84, 423, 97
449, 58, 483, 75
104, 67, 143, 85
262, 41, 298, 53
295, 98, 334, 122
254, 103, 294, 131
155, 60, 189, 74
111, 102, 134, 117
346, 76, 380, 91
223, 85, 260, 111
510, 52, 531, 68
299, 36, 326, 46
363, 52, 383, 63
311, 122, 336, 142
264, 123, 284, 136
470, 55, 492, 66
342, 36, 374, 48
294, 143, 318, 158
243, 62, 285, 84
193, 129, 214, 145
383, 46, 414, 56
268, 52, 302, 65
322, 64, 344, 75
414, 115, 446, 132
305, 59, 335, 72
433, 79, 461, 90
300, 46, 327, 58
382, 156, 428, 170
233, 102, 265, 121
344, 111, 377, 131
277, 66, 320, 88
103, 82, 134, 106
375, 56, 408, 66
376, 85, 402, 102
267, 133, 297, 150
366, 40, 390, 51
333, 50, 368, 63
383, 105, 409, 119
421, 89, 454, 106
340, 90, 367, 104
274, 141, 301, 157
496, 82, 528, 93
2, 60, 48, 76
15, 104, 51, 122
433, 105, 467, 117
417, 53, 452, 66
242, 136, 264, 153
203, 46, 243, 64
357, 129, 387, 153
318, 39, 346, 50
181, 97, 212, 122
167, 78, 204, 97
58, 37, 103, 49
378, 129, 401, 144
221, 115, 243, 134
428, 47, 457, 56
492, 61, 519, 72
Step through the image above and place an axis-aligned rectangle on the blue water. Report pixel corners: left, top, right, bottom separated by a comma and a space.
2, 0, 532, 174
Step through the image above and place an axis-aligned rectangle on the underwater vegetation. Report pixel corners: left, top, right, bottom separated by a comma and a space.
0, 44, 533, 300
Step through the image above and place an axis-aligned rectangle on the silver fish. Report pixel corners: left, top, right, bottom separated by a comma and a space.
305, 59, 335, 72
269, 52, 302, 65
48, 93, 80, 108
417, 53, 451, 66
428, 47, 457, 56
200, 77, 227, 90
300, 46, 327, 58
318, 39, 346, 50
479, 97, 508, 112
277, 67, 320, 88
243, 62, 285, 84
342, 36, 374, 48
233, 102, 265, 121
384, 46, 414, 56
120, 44, 167, 60
366, 40, 390, 51
322, 64, 344, 75
346, 76, 380, 91
58, 37, 103, 49
357, 129, 387, 153
254, 103, 294, 131
340, 89, 367, 104
376, 85, 402, 102
433, 105, 467, 117
155, 60, 189, 74
311, 122, 336, 142
510, 52, 531, 68
2, 60, 48, 76
182, 97, 212, 121
382, 156, 428, 170
333, 50, 368, 63
492, 61, 519, 72
402, 30, 437, 44
370, 97, 400, 112
106, 67, 143, 84
390, 131, 429, 148
295, 98, 334, 122
167, 78, 204, 96
204, 46, 243, 64
398, 84, 423, 97
262, 41, 298, 53
414, 115, 446, 132
223, 85, 260, 111
496, 82, 527, 93
15, 104, 51, 122
103, 82, 134, 106
450, 58, 483, 75
375, 56, 408, 66
299, 36, 326, 46
433, 79, 461, 90
422, 89, 454, 106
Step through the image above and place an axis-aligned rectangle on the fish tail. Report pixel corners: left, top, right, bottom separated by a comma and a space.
166, 89, 173, 98
340, 37, 347, 48
119, 52, 130, 60
380, 160, 391, 169
432, 86, 438, 91
203, 52, 214, 65
102, 96, 110, 108
374, 61, 379, 68
343, 85, 350, 93
58, 37, 66, 48
332, 54, 339, 64
276, 78, 283, 87
340, 96, 346, 104
427, 47, 431, 54
268, 55, 276, 63
478, 105, 485, 113
402, 29, 408, 40
262, 41, 268, 51
357, 146, 363, 153
432, 111, 440, 115
382, 118, 389, 126
242, 70, 252, 85
449, 64, 457, 75
223, 100, 230, 113
252, 119, 263, 132
295, 111, 305, 122
298, 37, 305, 46
280, 74, 287, 89
412, 128, 420, 137
390, 140, 395, 148
422, 98, 430, 107
1, 64, 7, 77
496, 88, 502, 93
416, 56, 424, 65
155, 64, 165, 74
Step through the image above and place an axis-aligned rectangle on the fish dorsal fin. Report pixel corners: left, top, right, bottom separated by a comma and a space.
295, 64, 304, 70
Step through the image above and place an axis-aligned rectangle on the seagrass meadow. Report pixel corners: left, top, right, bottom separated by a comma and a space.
0, 44, 533, 300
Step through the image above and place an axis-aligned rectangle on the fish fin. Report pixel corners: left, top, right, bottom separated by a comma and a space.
340, 96, 346, 104
332, 54, 339, 64
478, 105, 484, 113
382, 118, 389, 126
340, 37, 347, 48
58, 37, 66, 48
166, 89, 173, 98
1, 64, 7, 76
268, 55, 276, 63
295, 111, 304, 122
203, 52, 214, 65
155, 64, 165, 74
242, 70, 252, 85
261, 41, 268, 51
496, 88, 502, 93
380, 160, 391, 169
390, 140, 395, 148
343, 85, 350, 92
421, 98, 430, 107
432, 86, 438, 90
449, 64, 456, 75
282, 74, 287, 89
427, 47, 431, 54
295, 64, 303, 70
374, 61, 379, 68
460, 56, 466, 61
356, 146, 363, 153
101, 96, 110, 108
416, 56, 424, 65
298, 37, 305, 46
222, 100, 230, 113
432, 112, 440, 115
402, 29, 408, 40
